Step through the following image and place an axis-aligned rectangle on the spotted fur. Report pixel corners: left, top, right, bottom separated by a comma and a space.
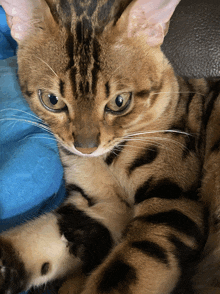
1, 0, 220, 293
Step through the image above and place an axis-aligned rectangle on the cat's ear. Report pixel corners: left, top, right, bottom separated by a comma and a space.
117, 0, 180, 47
0, 0, 55, 43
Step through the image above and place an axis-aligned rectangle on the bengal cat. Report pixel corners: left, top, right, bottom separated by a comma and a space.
1, 0, 220, 293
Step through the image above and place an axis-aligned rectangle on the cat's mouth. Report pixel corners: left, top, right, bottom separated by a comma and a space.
57, 135, 126, 158
58, 139, 113, 158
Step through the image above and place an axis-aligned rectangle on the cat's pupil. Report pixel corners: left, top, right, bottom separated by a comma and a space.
115, 96, 124, 107
49, 94, 58, 105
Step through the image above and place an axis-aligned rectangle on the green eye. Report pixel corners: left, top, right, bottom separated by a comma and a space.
105, 92, 132, 113
38, 90, 67, 112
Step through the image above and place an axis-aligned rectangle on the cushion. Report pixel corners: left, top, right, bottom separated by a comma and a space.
0, 8, 66, 233
162, 0, 220, 78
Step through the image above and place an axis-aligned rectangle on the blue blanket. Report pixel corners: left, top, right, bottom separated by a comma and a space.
0, 7, 66, 233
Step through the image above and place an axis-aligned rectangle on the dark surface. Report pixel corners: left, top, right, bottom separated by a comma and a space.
162, 0, 220, 78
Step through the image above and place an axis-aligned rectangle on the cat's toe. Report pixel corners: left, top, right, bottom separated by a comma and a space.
0, 238, 28, 294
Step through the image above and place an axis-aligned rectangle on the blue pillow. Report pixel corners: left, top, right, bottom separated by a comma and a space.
0, 56, 66, 232
0, 8, 66, 233
0, 7, 66, 294
0, 6, 17, 59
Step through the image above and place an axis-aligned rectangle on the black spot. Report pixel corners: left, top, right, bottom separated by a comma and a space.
82, 16, 91, 34
69, 66, 77, 98
168, 235, 201, 294
134, 177, 153, 204
169, 118, 186, 135
171, 277, 195, 294
105, 81, 110, 98
41, 262, 50, 276
85, 81, 90, 94
57, 204, 113, 274
98, 259, 136, 293
79, 81, 84, 94
25, 89, 33, 97
76, 19, 93, 85
170, 235, 198, 260
66, 184, 95, 207
91, 38, 101, 94
131, 241, 169, 265
202, 81, 220, 130
65, 33, 74, 70
182, 135, 196, 158
185, 82, 195, 115
135, 89, 150, 98
129, 146, 158, 174
76, 21, 82, 44
136, 210, 203, 244
59, 80, 65, 97
135, 178, 182, 204
211, 138, 220, 152
105, 141, 126, 165
21, 81, 33, 97
0, 238, 28, 293
183, 189, 199, 201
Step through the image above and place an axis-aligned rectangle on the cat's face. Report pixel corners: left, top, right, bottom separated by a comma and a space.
2, 0, 180, 157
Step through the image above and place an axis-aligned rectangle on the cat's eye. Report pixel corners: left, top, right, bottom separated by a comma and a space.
38, 90, 67, 112
105, 92, 132, 114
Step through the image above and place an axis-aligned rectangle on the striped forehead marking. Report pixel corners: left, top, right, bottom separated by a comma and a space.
66, 26, 101, 99
59, 0, 133, 99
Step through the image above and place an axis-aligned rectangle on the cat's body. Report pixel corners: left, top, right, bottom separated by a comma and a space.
0, 0, 220, 293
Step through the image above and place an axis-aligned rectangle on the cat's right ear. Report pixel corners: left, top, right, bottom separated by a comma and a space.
0, 0, 55, 43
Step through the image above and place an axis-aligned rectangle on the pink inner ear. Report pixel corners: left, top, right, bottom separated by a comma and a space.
1, 0, 44, 42
144, 23, 165, 47
10, 16, 30, 41
127, 0, 180, 46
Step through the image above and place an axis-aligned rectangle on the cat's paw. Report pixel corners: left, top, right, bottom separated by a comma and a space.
0, 237, 28, 294
57, 205, 113, 274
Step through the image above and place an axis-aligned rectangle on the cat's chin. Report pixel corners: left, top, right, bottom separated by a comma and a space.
60, 144, 110, 158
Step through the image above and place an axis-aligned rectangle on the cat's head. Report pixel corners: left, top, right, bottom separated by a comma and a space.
2, 0, 180, 157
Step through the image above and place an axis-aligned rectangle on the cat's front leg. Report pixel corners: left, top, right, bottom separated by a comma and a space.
0, 212, 80, 294
79, 198, 208, 294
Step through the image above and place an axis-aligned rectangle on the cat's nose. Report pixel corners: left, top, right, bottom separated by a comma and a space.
73, 133, 100, 154
74, 143, 98, 154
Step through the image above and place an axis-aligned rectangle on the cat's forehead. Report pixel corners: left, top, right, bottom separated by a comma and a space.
43, 1, 135, 100
54, 0, 133, 32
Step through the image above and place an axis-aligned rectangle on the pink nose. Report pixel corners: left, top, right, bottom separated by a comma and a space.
73, 130, 100, 154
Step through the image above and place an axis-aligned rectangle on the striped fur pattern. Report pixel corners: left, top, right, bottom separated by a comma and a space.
1, 0, 220, 293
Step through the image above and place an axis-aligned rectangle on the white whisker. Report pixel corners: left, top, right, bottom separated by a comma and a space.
0, 108, 43, 121
0, 118, 53, 134
125, 129, 191, 138
36, 57, 58, 78
152, 91, 206, 97
124, 136, 189, 152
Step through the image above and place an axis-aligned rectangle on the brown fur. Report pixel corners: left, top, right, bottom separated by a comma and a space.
1, 0, 220, 294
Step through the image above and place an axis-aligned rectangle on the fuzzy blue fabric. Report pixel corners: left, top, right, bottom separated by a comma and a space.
0, 7, 66, 233
0, 7, 17, 59
0, 7, 66, 294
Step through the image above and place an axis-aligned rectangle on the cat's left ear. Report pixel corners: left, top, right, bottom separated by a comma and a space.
118, 0, 180, 47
